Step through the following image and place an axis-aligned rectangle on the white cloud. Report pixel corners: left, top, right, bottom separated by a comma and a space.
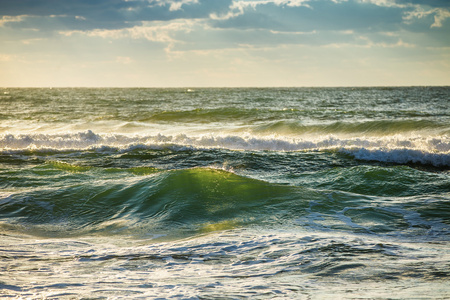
150, 0, 200, 12
21, 38, 45, 45
169, 2, 183, 11
210, 2, 245, 20
0, 15, 25, 27
115, 56, 133, 64
357, 0, 403, 7
323, 36, 415, 49
0, 54, 15, 61
59, 19, 198, 43
210, 0, 310, 21
404, 7, 450, 28
168, 0, 199, 11
431, 8, 450, 28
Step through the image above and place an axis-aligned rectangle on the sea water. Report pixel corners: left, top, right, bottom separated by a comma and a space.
0, 87, 449, 299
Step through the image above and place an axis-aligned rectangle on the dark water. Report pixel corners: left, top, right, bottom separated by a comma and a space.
0, 87, 449, 298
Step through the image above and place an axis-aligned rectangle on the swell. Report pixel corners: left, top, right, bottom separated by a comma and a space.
253, 119, 448, 135
143, 108, 267, 123
1, 167, 448, 240
0, 168, 316, 238
141, 108, 443, 125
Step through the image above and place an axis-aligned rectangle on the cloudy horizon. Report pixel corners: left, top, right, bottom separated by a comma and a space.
1, 0, 449, 87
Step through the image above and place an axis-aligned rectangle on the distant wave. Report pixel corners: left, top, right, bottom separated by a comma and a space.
252, 119, 448, 135
1, 130, 449, 166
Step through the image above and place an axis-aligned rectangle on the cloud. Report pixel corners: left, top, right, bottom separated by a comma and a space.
60, 19, 197, 44
1, 0, 449, 87
431, 9, 450, 27
204, 0, 449, 51
403, 6, 450, 28
115, 56, 133, 64
0, 0, 232, 30
0, 54, 16, 61
395, 0, 450, 8
0, 15, 25, 27
166, 0, 199, 11
42, 0, 448, 55
211, 0, 409, 33
1, 0, 448, 36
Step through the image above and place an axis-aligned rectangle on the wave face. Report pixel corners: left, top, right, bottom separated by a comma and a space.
0, 168, 311, 237
1, 165, 448, 239
1, 87, 449, 298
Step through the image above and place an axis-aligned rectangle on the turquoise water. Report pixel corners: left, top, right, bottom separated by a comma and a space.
0, 87, 449, 298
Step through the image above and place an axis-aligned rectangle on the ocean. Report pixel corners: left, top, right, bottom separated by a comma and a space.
0, 87, 449, 299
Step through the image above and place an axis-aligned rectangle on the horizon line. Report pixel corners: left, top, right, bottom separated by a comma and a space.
2, 85, 449, 89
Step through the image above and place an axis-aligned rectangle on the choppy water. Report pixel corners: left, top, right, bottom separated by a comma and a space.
1, 87, 449, 299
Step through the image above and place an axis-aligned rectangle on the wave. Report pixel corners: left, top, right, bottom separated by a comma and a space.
0, 168, 317, 238
342, 148, 450, 167
1, 167, 447, 240
252, 119, 448, 135
1, 131, 449, 167
143, 108, 266, 123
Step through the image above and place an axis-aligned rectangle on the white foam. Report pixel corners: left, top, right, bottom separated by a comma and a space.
1, 131, 449, 166
341, 148, 450, 167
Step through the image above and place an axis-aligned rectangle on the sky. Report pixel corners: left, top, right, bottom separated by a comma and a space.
1, 0, 449, 87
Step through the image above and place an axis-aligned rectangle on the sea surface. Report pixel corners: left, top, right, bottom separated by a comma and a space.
0, 87, 449, 299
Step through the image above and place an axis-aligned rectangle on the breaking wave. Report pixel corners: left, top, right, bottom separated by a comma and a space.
1, 131, 449, 167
